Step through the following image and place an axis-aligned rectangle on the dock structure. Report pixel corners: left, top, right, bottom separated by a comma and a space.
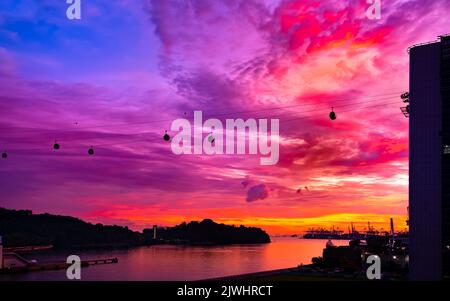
0, 253, 118, 274
3, 245, 53, 253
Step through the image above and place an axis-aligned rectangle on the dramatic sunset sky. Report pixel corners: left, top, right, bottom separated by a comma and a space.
1, 0, 449, 234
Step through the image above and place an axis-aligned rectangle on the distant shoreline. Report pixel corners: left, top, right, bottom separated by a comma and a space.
0, 208, 271, 249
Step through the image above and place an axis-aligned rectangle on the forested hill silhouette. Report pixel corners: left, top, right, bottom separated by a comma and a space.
149, 219, 271, 245
0, 208, 144, 249
0, 208, 270, 248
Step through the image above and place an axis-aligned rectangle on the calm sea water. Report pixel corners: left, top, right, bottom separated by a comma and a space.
1, 238, 348, 281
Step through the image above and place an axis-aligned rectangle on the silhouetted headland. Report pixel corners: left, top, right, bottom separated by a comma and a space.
144, 219, 271, 245
0, 208, 270, 249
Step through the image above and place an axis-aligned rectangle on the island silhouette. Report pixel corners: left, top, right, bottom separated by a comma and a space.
0, 208, 270, 249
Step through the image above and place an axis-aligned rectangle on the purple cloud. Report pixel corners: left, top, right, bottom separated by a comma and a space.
246, 183, 269, 202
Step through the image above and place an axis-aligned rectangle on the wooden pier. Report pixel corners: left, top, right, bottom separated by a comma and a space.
3, 245, 53, 253
0, 253, 119, 274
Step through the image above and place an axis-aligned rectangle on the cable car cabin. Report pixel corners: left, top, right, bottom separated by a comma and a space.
53, 143, 60, 150
88, 147, 94, 155
1, 152, 7, 159
163, 132, 170, 141
329, 108, 337, 120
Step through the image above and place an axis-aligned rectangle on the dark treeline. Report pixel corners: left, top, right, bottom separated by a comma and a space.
0, 208, 270, 248
151, 219, 271, 244
0, 208, 144, 249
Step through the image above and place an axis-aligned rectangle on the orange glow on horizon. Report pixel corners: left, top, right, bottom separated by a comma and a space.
84, 208, 408, 235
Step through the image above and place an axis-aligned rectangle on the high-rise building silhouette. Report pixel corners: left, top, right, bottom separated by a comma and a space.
409, 35, 450, 280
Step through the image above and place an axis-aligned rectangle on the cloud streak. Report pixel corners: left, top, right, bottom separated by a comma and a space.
2, 0, 448, 233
